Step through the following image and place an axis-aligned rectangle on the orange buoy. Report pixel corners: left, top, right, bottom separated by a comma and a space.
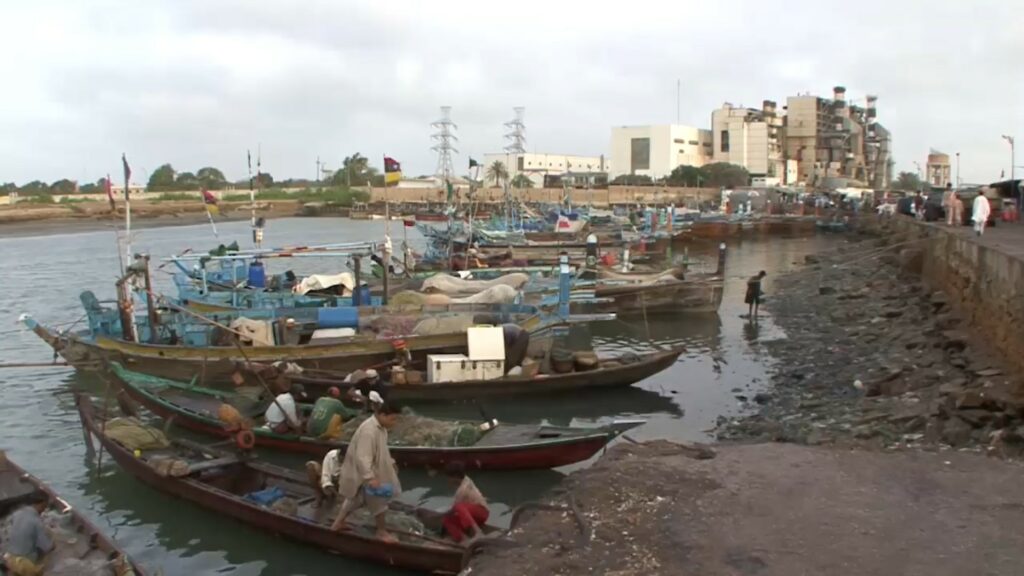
236, 430, 256, 451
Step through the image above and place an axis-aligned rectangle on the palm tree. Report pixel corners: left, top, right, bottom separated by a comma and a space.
332, 153, 378, 187
510, 173, 534, 189
486, 161, 508, 188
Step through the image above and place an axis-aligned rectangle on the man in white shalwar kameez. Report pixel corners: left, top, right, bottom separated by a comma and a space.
972, 191, 991, 237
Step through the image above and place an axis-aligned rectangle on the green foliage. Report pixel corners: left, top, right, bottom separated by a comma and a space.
666, 165, 705, 187
486, 161, 509, 187
255, 172, 274, 187
700, 162, 750, 188
510, 173, 533, 188
79, 183, 99, 194
610, 174, 654, 186
894, 171, 923, 191
18, 180, 49, 195
148, 164, 176, 191
21, 194, 55, 204
50, 179, 77, 194
58, 196, 88, 204
0, 182, 17, 196
196, 166, 227, 190
331, 153, 378, 187
175, 171, 199, 190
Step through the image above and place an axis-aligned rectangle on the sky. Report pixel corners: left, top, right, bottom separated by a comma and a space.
1, 0, 1021, 186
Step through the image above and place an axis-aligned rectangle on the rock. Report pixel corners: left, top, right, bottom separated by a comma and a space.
975, 368, 1003, 377
934, 313, 962, 331
954, 390, 986, 409
753, 392, 772, 405
956, 409, 994, 428
902, 416, 928, 433
804, 255, 820, 264
818, 286, 837, 295
938, 380, 967, 396
923, 420, 945, 443
853, 426, 880, 439
930, 291, 949, 308
941, 417, 974, 446
899, 248, 924, 274
949, 355, 968, 369
941, 330, 970, 351
882, 309, 904, 319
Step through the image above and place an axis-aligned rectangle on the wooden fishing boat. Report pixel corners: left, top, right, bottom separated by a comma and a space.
104, 362, 643, 470
589, 275, 724, 314
291, 347, 684, 401
0, 452, 145, 575
75, 395, 482, 574
21, 299, 549, 384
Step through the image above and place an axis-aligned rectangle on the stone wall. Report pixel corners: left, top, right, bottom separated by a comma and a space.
861, 216, 1024, 377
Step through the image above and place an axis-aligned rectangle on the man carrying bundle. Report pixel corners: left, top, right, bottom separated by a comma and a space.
330, 401, 403, 543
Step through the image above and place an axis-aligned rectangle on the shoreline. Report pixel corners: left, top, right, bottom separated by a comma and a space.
0, 201, 302, 239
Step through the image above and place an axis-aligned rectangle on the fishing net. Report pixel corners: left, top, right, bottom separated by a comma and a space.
36, 510, 132, 576
338, 410, 483, 448
104, 417, 170, 451
347, 508, 427, 536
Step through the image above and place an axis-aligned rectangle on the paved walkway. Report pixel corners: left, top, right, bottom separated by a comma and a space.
915, 217, 1024, 259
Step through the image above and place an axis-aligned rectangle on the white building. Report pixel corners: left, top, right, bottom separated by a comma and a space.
711, 101, 786, 181
608, 125, 712, 179
480, 152, 606, 188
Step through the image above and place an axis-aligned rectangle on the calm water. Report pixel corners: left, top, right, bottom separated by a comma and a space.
0, 217, 827, 575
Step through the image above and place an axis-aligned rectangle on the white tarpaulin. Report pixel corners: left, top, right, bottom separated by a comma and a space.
292, 272, 356, 296
392, 284, 520, 308
421, 273, 529, 295
229, 317, 275, 346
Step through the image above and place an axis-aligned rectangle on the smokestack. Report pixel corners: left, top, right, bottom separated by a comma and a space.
833, 86, 846, 102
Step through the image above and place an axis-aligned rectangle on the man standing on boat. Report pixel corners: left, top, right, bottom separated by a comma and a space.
331, 402, 403, 543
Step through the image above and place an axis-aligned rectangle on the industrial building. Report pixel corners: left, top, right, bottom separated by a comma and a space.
608, 125, 712, 179
711, 101, 795, 184
783, 86, 893, 189
926, 150, 952, 188
480, 152, 607, 188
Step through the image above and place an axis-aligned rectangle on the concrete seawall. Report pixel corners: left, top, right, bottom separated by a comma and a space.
861, 216, 1024, 378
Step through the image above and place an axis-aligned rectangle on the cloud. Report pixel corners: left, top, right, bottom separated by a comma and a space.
0, 0, 1021, 185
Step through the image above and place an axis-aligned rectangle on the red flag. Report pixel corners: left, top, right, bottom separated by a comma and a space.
403, 219, 415, 227
105, 173, 115, 210
121, 154, 132, 200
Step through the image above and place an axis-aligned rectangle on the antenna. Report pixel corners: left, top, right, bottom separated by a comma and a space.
431, 106, 459, 181
504, 107, 527, 154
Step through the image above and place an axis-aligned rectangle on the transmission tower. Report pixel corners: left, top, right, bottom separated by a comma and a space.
431, 106, 459, 181
503, 107, 527, 154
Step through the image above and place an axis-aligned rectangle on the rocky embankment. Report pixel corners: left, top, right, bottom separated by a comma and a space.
719, 232, 1024, 455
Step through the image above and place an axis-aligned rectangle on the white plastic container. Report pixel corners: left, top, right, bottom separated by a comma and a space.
467, 326, 505, 361
427, 354, 472, 383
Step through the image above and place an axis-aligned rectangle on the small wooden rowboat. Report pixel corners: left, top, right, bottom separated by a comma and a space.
0, 451, 145, 575
74, 395, 481, 574
291, 347, 684, 402
105, 362, 643, 470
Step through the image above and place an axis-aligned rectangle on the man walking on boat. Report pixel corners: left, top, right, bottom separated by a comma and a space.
331, 402, 403, 543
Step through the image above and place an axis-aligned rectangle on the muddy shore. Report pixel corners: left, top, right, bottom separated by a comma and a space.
0, 200, 301, 238
468, 226, 1024, 575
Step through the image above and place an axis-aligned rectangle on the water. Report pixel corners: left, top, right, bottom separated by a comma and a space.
0, 217, 828, 575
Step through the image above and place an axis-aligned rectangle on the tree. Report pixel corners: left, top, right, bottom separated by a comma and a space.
510, 173, 534, 188
175, 171, 199, 190
79, 183, 99, 193
197, 167, 227, 190
331, 153, 378, 187
610, 174, 654, 186
255, 172, 274, 188
148, 164, 176, 191
486, 160, 508, 187
666, 165, 705, 187
18, 181, 49, 195
701, 162, 750, 188
0, 182, 16, 196
894, 171, 923, 191
50, 179, 77, 194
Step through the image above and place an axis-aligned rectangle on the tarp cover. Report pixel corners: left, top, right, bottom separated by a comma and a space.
421, 272, 529, 294
598, 267, 686, 286
392, 284, 519, 308
292, 272, 356, 295
229, 317, 274, 346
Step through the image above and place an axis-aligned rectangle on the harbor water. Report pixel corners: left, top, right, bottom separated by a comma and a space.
0, 217, 828, 575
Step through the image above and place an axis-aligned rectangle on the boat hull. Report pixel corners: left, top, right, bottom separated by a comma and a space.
75, 396, 469, 574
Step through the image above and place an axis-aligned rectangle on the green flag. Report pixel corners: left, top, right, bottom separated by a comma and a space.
446, 180, 454, 202
469, 158, 479, 168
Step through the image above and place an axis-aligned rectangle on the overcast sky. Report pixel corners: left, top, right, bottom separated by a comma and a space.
1, 0, 1021, 186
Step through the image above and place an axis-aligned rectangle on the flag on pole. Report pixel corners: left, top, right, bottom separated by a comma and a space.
105, 174, 115, 211
446, 180, 454, 203
469, 158, 479, 168
202, 188, 220, 216
384, 156, 402, 185
403, 218, 415, 228
121, 154, 131, 200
